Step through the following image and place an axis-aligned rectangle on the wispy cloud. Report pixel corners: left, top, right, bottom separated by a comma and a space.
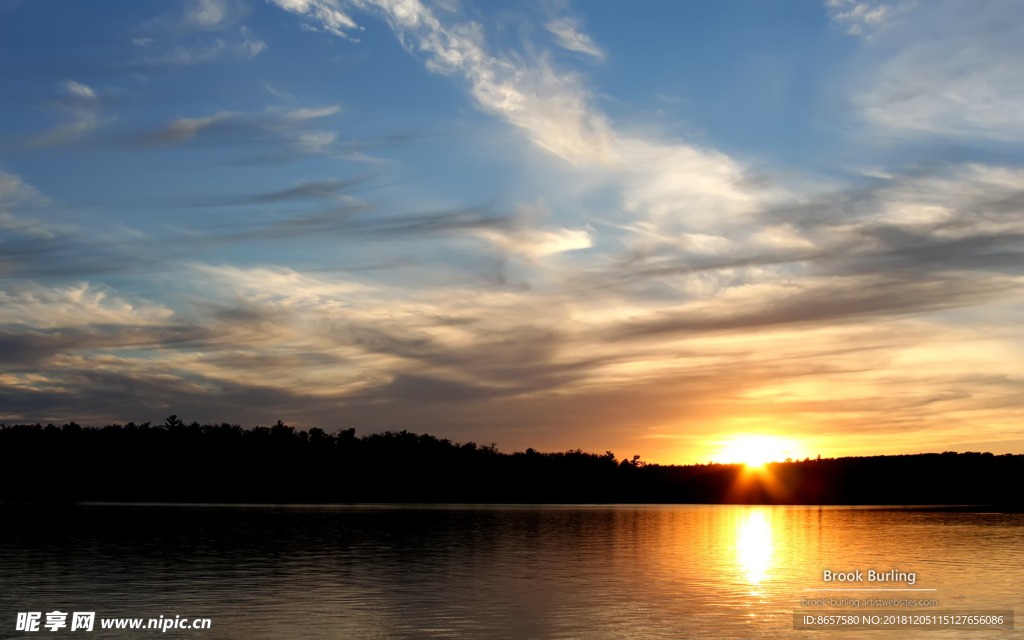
61, 79, 97, 101
286, 104, 343, 120
0, 171, 41, 205
136, 101, 341, 151
0, 172, 61, 242
279, 0, 771, 251
132, 26, 266, 69
266, 0, 362, 39
144, 0, 250, 34
825, 0, 915, 39
0, 282, 174, 328
545, 17, 604, 60
841, 1, 1024, 141
143, 112, 236, 145
26, 80, 103, 147
184, 0, 241, 30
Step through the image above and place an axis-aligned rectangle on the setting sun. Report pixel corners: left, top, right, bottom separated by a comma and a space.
716, 435, 800, 467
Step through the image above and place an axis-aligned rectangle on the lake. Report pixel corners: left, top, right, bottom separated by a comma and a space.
1, 504, 1021, 638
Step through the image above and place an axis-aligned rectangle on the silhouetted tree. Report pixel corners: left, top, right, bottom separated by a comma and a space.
0, 419, 1020, 506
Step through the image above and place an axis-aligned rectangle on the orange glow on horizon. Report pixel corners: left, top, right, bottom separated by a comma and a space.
715, 434, 802, 467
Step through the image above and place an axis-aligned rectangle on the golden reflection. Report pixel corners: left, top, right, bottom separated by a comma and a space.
736, 510, 774, 585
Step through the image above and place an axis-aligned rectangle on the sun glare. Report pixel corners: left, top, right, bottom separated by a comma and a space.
736, 510, 774, 585
717, 435, 798, 467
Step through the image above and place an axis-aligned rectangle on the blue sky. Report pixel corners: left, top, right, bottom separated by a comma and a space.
2, 0, 1023, 463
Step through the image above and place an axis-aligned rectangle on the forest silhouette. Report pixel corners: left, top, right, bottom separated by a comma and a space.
1, 416, 1020, 506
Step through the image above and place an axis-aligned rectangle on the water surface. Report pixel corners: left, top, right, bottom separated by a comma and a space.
1, 505, 1020, 638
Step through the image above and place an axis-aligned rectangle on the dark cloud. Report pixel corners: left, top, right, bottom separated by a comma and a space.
0, 325, 216, 368
134, 108, 312, 148
4, 107, 415, 166
67, 174, 379, 212
1, 312, 1020, 460
578, 174, 1024, 315
358, 374, 510, 404
0, 350, 745, 446
0, 334, 982, 452
0, 368, 323, 427
0, 332, 84, 366
234, 178, 370, 204
0, 183, 513, 279
607, 272, 1017, 341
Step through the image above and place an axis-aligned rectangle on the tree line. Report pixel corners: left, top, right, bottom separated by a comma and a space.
1, 416, 1020, 506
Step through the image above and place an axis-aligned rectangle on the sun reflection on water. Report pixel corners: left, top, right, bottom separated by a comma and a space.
736, 510, 774, 587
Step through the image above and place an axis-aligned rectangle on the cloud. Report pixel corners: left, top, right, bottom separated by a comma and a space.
199, 204, 518, 245
269, 0, 617, 162
845, 1, 1024, 141
145, 112, 236, 144
61, 80, 97, 101
133, 26, 266, 69
103, 2, 262, 75
0, 171, 41, 205
4, 159, 1024, 451
285, 0, 771, 250
581, 164, 1024, 298
0, 172, 64, 244
86, 177, 371, 210
0, 174, 59, 241
355, 0, 618, 166
3, 251, 1022, 458
136, 101, 340, 150
0, 324, 212, 367
144, 0, 249, 34
0, 171, 524, 282
825, 0, 915, 38
286, 104, 343, 120
228, 177, 367, 204
545, 17, 604, 60
28, 116, 99, 148
607, 273, 1020, 341
185, 0, 235, 29
475, 226, 591, 259
25, 80, 103, 147
469, 204, 592, 259
0, 282, 173, 328
266, 0, 362, 39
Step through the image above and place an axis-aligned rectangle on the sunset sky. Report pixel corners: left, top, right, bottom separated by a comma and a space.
1, 0, 1023, 464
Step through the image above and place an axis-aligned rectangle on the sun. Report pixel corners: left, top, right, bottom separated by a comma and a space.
717, 435, 798, 467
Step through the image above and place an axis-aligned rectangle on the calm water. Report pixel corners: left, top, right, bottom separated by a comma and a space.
0, 504, 1021, 638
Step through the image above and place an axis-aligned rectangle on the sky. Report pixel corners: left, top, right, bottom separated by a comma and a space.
1, 0, 1023, 464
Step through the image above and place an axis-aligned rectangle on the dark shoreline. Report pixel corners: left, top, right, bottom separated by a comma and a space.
3, 420, 1022, 506
3, 502, 1023, 511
